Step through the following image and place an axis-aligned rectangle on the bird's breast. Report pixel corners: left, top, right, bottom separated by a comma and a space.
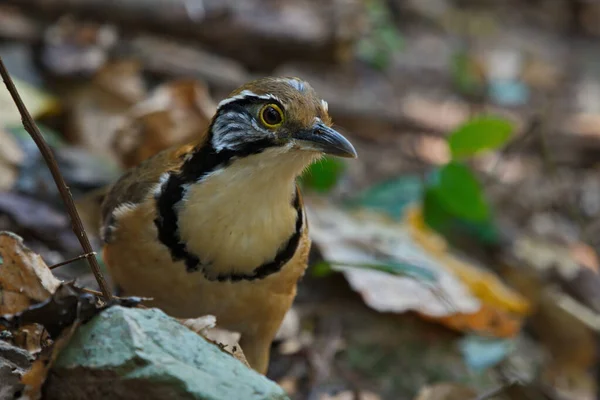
176, 163, 300, 277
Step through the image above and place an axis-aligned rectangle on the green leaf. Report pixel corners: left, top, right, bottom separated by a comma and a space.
311, 261, 335, 278
428, 162, 490, 222
349, 176, 423, 219
448, 116, 514, 159
300, 156, 345, 193
423, 187, 453, 232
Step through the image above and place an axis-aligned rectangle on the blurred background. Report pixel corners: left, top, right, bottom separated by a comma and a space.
1, 0, 600, 399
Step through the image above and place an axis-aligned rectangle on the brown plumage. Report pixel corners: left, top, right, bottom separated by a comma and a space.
100, 77, 356, 373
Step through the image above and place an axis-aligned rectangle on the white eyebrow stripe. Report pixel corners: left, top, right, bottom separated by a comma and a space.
217, 90, 282, 109
286, 78, 305, 92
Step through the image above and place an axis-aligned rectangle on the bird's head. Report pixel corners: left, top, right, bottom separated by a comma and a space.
209, 77, 357, 164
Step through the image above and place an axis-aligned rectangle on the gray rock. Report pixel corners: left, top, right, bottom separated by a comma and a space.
45, 306, 289, 400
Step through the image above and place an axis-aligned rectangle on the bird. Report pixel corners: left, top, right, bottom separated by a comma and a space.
99, 77, 357, 374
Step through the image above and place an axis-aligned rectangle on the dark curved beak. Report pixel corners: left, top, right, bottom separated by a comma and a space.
293, 122, 357, 158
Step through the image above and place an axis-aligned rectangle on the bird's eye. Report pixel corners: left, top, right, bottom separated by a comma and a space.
259, 104, 284, 128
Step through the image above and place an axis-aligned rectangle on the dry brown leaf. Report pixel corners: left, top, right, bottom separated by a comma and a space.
93, 60, 146, 104
11, 324, 48, 356
66, 61, 146, 161
0, 232, 60, 315
413, 383, 476, 400
113, 79, 216, 168
179, 315, 217, 336
179, 315, 249, 368
20, 321, 80, 400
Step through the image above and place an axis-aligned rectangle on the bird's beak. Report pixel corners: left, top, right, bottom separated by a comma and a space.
292, 122, 357, 158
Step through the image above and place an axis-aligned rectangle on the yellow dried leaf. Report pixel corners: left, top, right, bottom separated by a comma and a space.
421, 303, 522, 338
405, 205, 531, 317
0, 232, 61, 314
0, 128, 24, 190
0, 77, 59, 126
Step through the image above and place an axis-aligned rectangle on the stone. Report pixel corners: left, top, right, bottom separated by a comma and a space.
44, 306, 289, 400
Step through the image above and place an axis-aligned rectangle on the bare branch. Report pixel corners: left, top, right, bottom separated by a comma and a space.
0, 58, 113, 301
50, 252, 97, 270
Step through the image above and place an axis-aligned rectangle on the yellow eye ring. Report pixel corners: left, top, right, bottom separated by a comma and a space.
259, 103, 284, 128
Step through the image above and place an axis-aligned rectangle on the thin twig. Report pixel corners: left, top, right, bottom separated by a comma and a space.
50, 251, 97, 269
0, 58, 113, 301
78, 287, 149, 306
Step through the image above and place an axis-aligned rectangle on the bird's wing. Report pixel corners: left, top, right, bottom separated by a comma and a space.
100, 141, 198, 241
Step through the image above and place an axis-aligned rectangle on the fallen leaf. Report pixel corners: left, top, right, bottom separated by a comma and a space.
0, 77, 59, 126
113, 79, 216, 168
423, 304, 521, 338
413, 383, 476, 400
1, 283, 143, 339
179, 315, 217, 336
0, 128, 24, 191
10, 323, 48, 356
20, 321, 81, 400
65, 61, 146, 162
0, 337, 34, 399
406, 205, 530, 316
0, 232, 61, 315
307, 199, 527, 337
93, 59, 146, 104
179, 315, 249, 368
307, 200, 478, 314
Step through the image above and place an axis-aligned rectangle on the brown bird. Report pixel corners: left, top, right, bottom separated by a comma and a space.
100, 77, 357, 373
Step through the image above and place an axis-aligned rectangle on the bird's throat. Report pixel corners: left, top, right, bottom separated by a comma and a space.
155, 145, 314, 280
